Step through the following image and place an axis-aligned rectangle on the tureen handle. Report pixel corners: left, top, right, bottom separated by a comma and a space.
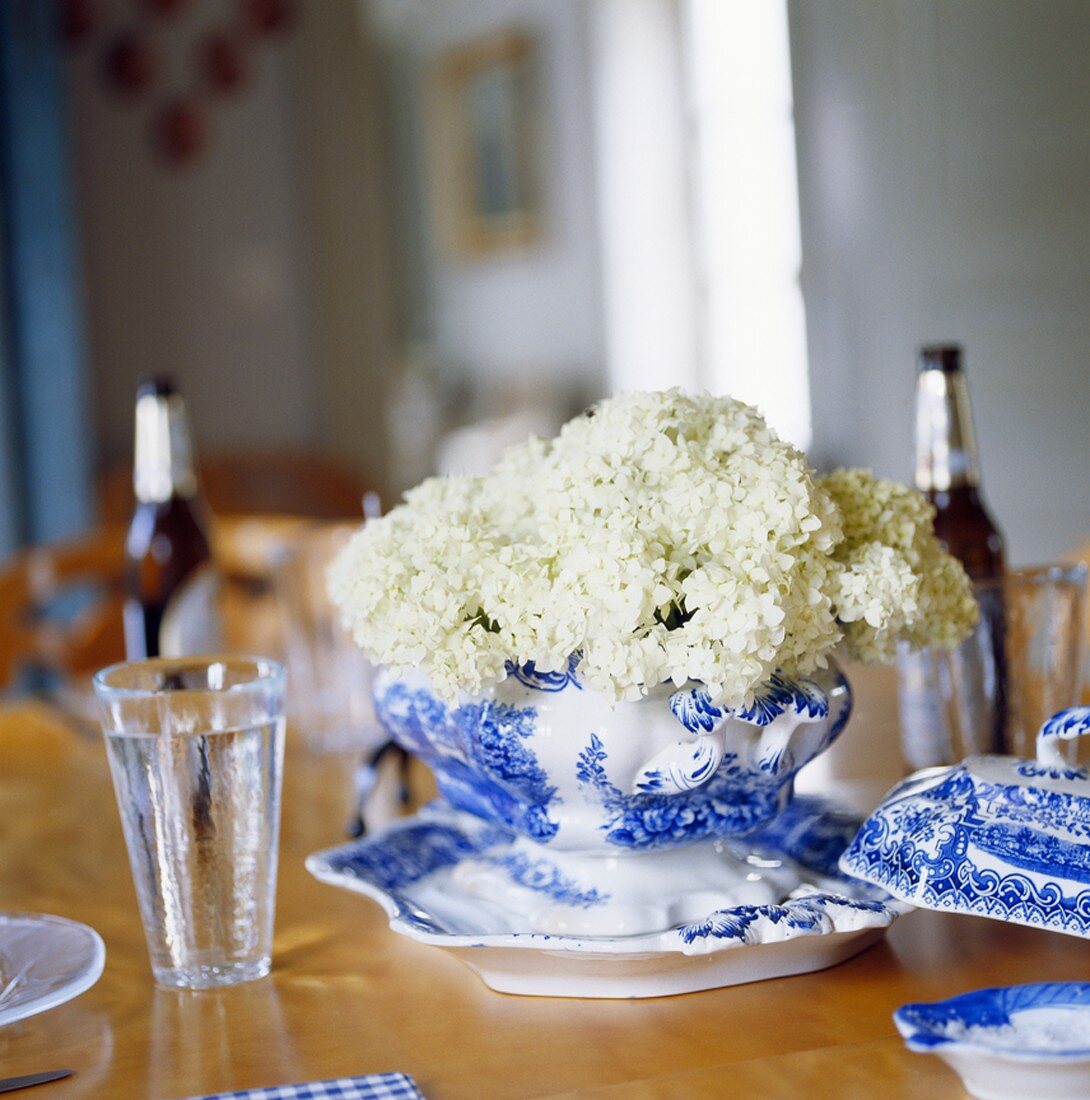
631, 730, 726, 796
1036, 706, 1090, 767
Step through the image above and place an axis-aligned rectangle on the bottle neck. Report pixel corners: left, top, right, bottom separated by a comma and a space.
133, 391, 198, 504
914, 367, 981, 493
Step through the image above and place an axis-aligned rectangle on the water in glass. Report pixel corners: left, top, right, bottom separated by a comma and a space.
95, 656, 285, 989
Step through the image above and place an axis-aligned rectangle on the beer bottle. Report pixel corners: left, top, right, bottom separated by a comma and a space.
123, 377, 222, 659
914, 344, 1004, 579
899, 344, 1006, 766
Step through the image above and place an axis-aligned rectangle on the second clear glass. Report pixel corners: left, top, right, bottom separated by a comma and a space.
899, 563, 1088, 767
274, 524, 383, 753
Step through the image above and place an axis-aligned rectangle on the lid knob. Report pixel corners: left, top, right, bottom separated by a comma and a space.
1037, 707, 1090, 768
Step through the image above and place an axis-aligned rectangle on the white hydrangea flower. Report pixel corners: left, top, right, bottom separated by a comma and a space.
328, 390, 976, 704
818, 467, 978, 664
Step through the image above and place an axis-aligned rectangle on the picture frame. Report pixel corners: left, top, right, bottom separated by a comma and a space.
427, 29, 542, 256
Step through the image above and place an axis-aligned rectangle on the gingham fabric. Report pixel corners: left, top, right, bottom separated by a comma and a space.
187, 1073, 423, 1100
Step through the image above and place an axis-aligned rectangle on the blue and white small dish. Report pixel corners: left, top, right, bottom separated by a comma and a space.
306, 797, 906, 999
895, 982, 1090, 1100
840, 706, 1090, 938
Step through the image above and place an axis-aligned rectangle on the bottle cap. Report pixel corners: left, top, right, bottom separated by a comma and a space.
918, 344, 962, 373
133, 375, 195, 501
136, 375, 178, 400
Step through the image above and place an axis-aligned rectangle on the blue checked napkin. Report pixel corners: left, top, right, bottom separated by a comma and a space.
188, 1073, 423, 1100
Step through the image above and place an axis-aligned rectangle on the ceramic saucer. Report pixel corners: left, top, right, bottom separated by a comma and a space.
0, 912, 106, 1026
307, 797, 906, 998
896, 982, 1090, 1100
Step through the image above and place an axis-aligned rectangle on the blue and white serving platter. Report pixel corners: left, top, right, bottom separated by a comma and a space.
895, 983, 1090, 1100
307, 798, 907, 999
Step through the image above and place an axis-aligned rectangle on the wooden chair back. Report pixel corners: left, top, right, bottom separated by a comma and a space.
0, 515, 333, 690
0, 527, 127, 687
99, 450, 372, 524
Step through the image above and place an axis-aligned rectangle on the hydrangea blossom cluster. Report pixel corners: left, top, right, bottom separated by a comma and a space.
329, 390, 976, 705
820, 467, 977, 662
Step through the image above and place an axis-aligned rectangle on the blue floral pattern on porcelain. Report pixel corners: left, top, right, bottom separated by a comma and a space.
667, 673, 830, 735
668, 688, 724, 733
894, 983, 1090, 1100
896, 982, 1090, 1058
676, 893, 892, 945
748, 795, 867, 878
504, 653, 583, 693
840, 706, 1090, 939
373, 681, 561, 841
575, 731, 777, 849
1040, 706, 1090, 749
483, 850, 609, 909
374, 659, 852, 855
307, 799, 903, 949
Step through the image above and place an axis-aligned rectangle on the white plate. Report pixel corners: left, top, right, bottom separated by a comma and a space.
0, 912, 106, 1026
307, 799, 907, 998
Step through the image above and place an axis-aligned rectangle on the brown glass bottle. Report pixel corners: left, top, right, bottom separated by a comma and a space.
914, 345, 1005, 579
123, 377, 221, 659
899, 343, 1007, 765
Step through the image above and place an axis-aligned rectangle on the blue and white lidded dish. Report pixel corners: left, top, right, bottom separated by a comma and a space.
840, 706, 1090, 938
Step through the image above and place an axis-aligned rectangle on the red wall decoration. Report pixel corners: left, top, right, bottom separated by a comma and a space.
60, 0, 296, 168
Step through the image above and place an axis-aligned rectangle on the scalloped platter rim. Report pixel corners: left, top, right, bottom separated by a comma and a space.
306, 800, 908, 998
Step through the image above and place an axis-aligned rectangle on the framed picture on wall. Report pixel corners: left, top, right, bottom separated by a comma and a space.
428, 29, 542, 256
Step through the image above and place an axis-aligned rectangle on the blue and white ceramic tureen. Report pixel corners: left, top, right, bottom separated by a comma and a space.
370, 658, 854, 937
308, 658, 908, 997
841, 706, 1090, 938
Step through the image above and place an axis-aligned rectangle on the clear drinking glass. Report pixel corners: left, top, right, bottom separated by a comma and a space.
94, 656, 286, 989
899, 563, 1088, 767
274, 525, 383, 753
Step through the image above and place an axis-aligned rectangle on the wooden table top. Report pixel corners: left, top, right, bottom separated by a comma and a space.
1, 666, 1086, 1099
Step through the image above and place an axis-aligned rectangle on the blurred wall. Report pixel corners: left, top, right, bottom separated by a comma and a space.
370, 0, 605, 388
790, 0, 1090, 563
67, 2, 317, 469
292, 2, 400, 494
65, 1, 396, 497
